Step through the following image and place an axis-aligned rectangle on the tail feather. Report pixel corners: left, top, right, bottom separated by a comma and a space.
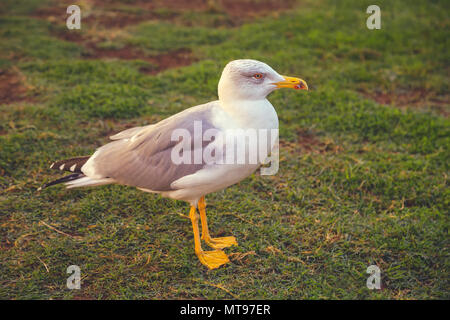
39, 155, 113, 191
38, 173, 84, 191
65, 177, 114, 189
50, 156, 90, 173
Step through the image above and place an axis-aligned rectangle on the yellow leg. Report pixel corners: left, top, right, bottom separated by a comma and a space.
189, 205, 229, 269
198, 196, 238, 249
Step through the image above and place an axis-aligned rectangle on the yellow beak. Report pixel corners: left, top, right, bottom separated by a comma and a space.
274, 76, 308, 90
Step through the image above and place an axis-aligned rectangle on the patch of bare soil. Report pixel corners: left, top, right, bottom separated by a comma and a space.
140, 49, 195, 74
82, 43, 195, 74
94, 0, 209, 11
33, 3, 157, 28
82, 43, 146, 60
0, 69, 33, 105
110, 0, 297, 18
280, 129, 340, 155
50, 25, 195, 74
83, 9, 178, 28
33, 3, 161, 28
220, 0, 297, 18
362, 89, 449, 117
51, 28, 86, 44
33, 5, 70, 23
85, 13, 158, 28
72, 0, 209, 28
85, 0, 296, 27
48, 24, 195, 74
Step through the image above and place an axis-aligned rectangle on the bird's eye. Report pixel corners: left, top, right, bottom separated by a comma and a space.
253, 73, 263, 79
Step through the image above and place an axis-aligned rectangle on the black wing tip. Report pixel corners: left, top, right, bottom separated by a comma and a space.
38, 173, 84, 191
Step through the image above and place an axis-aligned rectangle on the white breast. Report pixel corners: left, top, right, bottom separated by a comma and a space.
215, 99, 279, 131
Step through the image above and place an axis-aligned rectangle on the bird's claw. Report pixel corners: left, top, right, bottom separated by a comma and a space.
196, 249, 230, 269
203, 236, 238, 249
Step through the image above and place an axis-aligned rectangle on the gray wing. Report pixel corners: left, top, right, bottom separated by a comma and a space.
109, 126, 147, 140
83, 102, 220, 191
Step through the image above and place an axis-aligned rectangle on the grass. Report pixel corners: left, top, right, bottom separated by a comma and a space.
0, 0, 449, 299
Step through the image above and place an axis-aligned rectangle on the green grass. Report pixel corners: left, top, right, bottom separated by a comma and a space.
0, 0, 449, 299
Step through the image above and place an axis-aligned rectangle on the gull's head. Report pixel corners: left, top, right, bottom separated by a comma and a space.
218, 59, 308, 102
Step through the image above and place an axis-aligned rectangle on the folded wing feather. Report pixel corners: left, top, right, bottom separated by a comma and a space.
81, 102, 220, 192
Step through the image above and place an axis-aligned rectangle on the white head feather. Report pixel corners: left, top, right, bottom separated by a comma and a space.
218, 59, 285, 103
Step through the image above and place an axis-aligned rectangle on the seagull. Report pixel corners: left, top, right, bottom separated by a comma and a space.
39, 59, 308, 269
